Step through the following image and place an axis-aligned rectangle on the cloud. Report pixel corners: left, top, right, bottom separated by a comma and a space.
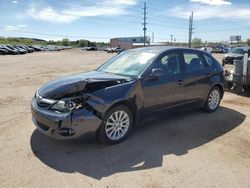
109, 0, 137, 5
4, 24, 27, 31
190, 0, 231, 6
27, 0, 137, 23
169, 4, 250, 20
28, 7, 77, 23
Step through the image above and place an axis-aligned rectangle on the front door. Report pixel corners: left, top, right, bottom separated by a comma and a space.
141, 50, 185, 115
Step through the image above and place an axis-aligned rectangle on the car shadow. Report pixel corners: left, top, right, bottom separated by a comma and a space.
30, 107, 245, 180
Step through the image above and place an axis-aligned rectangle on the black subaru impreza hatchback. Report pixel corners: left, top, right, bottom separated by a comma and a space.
31, 47, 225, 144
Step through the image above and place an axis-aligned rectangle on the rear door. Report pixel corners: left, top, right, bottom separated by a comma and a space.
181, 50, 211, 102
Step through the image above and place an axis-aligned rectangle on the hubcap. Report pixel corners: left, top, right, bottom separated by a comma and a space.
105, 111, 130, 140
208, 89, 220, 110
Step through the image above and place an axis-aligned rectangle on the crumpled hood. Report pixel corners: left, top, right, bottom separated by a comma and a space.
38, 71, 130, 99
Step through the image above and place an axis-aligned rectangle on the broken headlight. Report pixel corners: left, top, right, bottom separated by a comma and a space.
50, 100, 76, 112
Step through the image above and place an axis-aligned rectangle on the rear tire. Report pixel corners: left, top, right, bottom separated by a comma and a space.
204, 86, 221, 113
98, 105, 133, 144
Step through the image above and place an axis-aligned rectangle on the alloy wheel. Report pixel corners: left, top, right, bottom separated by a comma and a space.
105, 111, 130, 140
208, 89, 220, 110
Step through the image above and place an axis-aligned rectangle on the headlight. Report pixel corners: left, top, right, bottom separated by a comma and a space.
50, 100, 76, 112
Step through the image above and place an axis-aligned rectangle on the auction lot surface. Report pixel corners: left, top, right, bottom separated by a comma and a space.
0, 49, 249, 188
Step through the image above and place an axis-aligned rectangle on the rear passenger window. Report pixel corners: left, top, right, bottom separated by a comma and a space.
184, 53, 205, 73
204, 55, 213, 66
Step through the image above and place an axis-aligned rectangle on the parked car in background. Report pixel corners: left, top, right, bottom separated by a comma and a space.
199, 47, 213, 53
29, 45, 42, 51
0, 47, 8, 55
211, 46, 228, 53
14, 45, 28, 54
81, 47, 97, 51
226, 46, 233, 53
107, 47, 124, 53
31, 46, 225, 144
104, 47, 111, 52
86, 47, 97, 51
0, 44, 72, 55
114, 47, 124, 53
81, 47, 87, 50
222, 47, 250, 66
1, 45, 19, 55
42, 46, 53, 51
22, 45, 34, 53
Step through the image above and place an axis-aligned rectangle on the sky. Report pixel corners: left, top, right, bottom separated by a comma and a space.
0, 0, 250, 43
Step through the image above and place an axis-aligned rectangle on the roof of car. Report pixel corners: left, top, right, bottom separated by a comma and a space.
127, 46, 196, 54
236, 46, 250, 50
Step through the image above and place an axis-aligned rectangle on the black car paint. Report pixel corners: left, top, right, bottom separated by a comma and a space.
38, 71, 131, 99
31, 47, 225, 139
1, 45, 19, 55
0, 48, 8, 54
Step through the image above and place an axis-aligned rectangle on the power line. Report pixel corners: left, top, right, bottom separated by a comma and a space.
149, 22, 186, 29
0, 27, 112, 39
197, 27, 250, 33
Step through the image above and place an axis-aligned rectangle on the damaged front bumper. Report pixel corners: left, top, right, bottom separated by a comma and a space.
31, 98, 102, 139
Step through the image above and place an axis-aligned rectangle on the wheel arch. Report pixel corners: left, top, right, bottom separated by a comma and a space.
211, 83, 224, 99
103, 99, 137, 125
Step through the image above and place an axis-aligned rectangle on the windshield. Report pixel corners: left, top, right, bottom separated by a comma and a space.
231, 48, 245, 55
97, 51, 157, 77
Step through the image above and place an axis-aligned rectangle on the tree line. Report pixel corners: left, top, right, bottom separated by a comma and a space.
1, 36, 249, 48
191, 37, 250, 47
0, 37, 108, 47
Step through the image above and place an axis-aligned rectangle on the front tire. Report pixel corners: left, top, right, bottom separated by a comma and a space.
98, 105, 133, 144
204, 86, 221, 113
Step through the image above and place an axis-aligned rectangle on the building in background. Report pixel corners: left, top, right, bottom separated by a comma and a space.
109, 36, 150, 49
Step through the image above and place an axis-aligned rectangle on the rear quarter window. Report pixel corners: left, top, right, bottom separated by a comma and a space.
183, 53, 205, 73
203, 54, 214, 66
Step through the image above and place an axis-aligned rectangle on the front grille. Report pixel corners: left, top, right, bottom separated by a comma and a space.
35, 120, 50, 131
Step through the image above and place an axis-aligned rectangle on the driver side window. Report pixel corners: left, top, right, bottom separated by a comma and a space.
157, 52, 181, 75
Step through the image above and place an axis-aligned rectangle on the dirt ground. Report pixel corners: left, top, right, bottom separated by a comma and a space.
0, 49, 249, 188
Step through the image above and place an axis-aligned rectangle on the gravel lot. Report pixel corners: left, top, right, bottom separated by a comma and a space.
0, 49, 249, 188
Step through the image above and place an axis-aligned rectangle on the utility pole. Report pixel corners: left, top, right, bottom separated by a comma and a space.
142, 2, 147, 47
170, 35, 173, 45
188, 11, 194, 48
152, 32, 154, 43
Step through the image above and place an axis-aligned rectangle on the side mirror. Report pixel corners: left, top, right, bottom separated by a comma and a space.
150, 68, 162, 80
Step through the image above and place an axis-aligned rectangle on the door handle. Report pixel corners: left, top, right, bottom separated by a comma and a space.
177, 80, 183, 85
